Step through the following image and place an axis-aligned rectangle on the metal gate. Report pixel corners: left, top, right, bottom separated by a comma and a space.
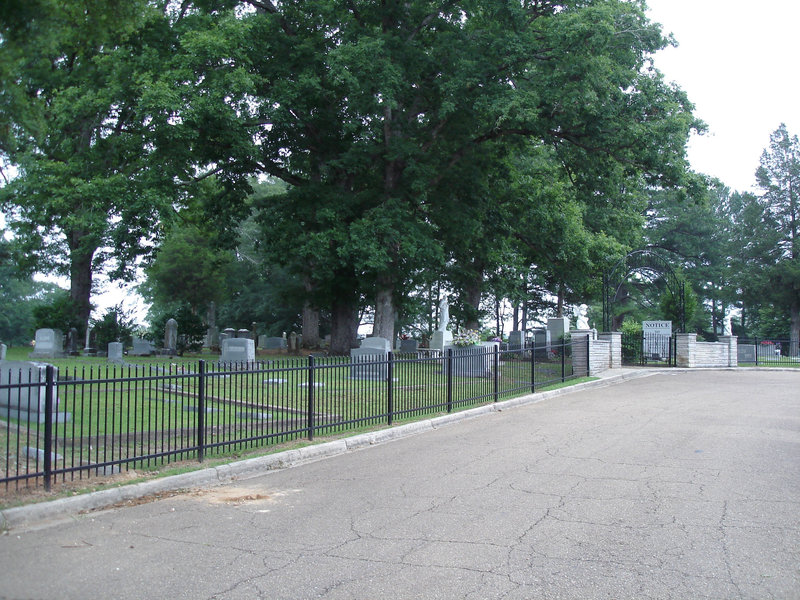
621, 333, 677, 367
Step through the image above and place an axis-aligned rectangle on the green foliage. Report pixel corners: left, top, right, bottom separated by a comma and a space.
0, 235, 64, 344
620, 318, 642, 336
31, 290, 82, 333
141, 223, 234, 311
147, 304, 206, 355
91, 305, 136, 350
659, 280, 698, 332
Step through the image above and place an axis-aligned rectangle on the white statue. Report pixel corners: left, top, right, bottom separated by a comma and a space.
437, 298, 449, 332
723, 313, 732, 336
575, 304, 589, 330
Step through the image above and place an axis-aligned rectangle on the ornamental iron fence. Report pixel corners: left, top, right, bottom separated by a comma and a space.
1, 338, 584, 491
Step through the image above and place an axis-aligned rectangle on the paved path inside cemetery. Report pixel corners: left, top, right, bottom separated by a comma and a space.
1, 369, 799, 599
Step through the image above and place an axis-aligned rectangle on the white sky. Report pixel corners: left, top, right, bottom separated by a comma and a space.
645, 0, 800, 192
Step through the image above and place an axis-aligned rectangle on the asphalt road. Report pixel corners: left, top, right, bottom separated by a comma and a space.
1, 370, 798, 599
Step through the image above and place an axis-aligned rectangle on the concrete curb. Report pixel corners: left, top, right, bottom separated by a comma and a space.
0, 368, 657, 532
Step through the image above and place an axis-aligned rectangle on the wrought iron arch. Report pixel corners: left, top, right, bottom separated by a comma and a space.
602, 249, 686, 332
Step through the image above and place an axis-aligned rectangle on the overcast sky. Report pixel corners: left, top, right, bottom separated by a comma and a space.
645, 0, 800, 192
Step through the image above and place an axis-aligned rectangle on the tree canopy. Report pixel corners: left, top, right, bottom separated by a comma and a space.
19, 1, 800, 354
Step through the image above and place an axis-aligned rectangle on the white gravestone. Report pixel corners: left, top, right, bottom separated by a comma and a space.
431, 299, 453, 351
29, 329, 65, 359
84, 326, 95, 354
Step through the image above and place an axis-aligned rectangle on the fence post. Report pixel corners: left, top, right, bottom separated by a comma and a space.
755, 337, 759, 366
387, 351, 394, 426
446, 348, 453, 413
307, 355, 315, 440
197, 360, 205, 463
530, 341, 536, 393
43, 365, 55, 492
561, 338, 566, 383
493, 346, 499, 402
586, 334, 591, 376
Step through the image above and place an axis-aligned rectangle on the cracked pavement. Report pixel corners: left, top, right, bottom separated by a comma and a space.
1, 370, 798, 599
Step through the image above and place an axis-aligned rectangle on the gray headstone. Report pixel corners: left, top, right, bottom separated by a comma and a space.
220, 338, 256, 364
361, 336, 391, 352
67, 327, 79, 355
546, 317, 570, 341
223, 327, 236, 338
400, 339, 419, 353
0, 361, 70, 422
237, 328, 251, 339
444, 344, 493, 378
532, 328, 551, 351
0, 343, 6, 361
350, 347, 389, 380
164, 319, 178, 353
262, 336, 287, 350
206, 326, 220, 348
737, 344, 756, 363
29, 328, 65, 358
108, 342, 124, 364
508, 330, 524, 350
288, 332, 299, 353
130, 337, 155, 356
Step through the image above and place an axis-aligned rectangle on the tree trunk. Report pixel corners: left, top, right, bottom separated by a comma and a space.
791, 298, 800, 356
372, 285, 396, 342
69, 236, 95, 334
711, 297, 718, 335
495, 297, 501, 337
329, 298, 359, 355
556, 285, 565, 317
463, 273, 483, 331
512, 304, 520, 331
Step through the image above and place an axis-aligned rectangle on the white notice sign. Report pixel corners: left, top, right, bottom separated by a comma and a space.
642, 321, 672, 360
642, 321, 672, 336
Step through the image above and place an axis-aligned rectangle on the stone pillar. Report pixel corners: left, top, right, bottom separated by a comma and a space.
675, 333, 697, 368
598, 332, 622, 369
718, 335, 738, 367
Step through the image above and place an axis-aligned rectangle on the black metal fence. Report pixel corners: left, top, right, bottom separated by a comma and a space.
621, 333, 677, 367
0, 338, 585, 491
736, 338, 800, 365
